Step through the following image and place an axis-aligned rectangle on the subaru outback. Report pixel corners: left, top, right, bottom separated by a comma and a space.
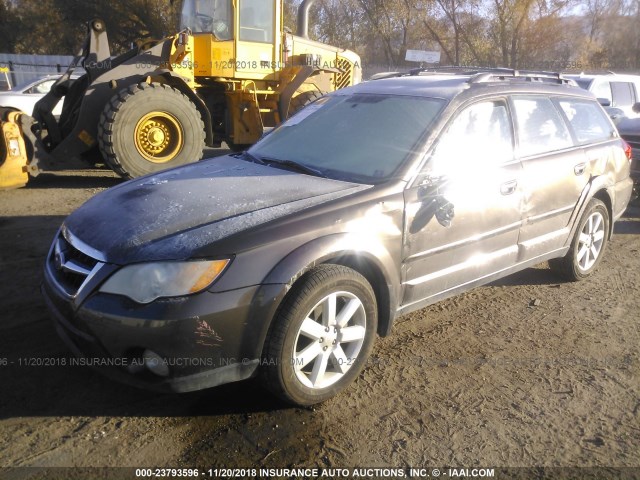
43, 69, 633, 406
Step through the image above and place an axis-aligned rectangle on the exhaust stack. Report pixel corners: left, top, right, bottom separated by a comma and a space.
296, 0, 316, 39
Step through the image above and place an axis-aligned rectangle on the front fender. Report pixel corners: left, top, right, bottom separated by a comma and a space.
239, 232, 401, 362
265, 233, 401, 331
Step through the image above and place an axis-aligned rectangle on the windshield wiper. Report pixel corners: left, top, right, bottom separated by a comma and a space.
258, 156, 328, 178
239, 150, 266, 165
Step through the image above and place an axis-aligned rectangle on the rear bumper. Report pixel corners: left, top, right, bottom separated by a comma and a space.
630, 153, 640, 184
613, 176, 634, 223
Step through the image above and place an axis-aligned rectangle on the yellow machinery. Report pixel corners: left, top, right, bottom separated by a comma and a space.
0, 0, 361, 185
0, 66, 10, 91
0, 109, 29, 189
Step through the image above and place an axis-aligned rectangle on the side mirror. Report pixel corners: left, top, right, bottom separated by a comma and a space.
633, 102, 640, 114
414, 176, 455, 229
435, 197, 455, 227
606, 107, 626, 123
597, 97, 611, 107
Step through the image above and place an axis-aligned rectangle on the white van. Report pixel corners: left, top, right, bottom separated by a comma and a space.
564, 73, 640, 119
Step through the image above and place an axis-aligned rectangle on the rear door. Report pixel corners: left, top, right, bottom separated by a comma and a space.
514, 96, 615, 260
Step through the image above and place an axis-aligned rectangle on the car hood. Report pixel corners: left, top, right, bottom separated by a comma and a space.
63, 155, 370, 264
0, 93, 38, 113
0, 92, 27, 103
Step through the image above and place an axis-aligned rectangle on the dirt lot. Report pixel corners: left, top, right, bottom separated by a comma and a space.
0, 159, 639, 479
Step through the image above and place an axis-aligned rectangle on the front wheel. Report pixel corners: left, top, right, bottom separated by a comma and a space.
261, 265, 377, 406
289, 90, 327, 117
98, 82, 206, 179
550, 198, 609, 281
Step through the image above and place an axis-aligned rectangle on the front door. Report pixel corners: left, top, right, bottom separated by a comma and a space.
402, 99, 523, 307
235, 0, 279, 78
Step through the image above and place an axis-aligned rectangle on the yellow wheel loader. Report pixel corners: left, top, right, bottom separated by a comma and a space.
0, 0, 361, 187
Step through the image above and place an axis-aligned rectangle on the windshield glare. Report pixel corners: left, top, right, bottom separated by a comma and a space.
249, 94, 445, 184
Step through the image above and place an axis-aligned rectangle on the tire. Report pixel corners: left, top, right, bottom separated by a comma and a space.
289, 90, 326, 117
98, 82, 206, 179
225, 140, 252, 152
549, 198, 609, 281
262, 265, 377, 406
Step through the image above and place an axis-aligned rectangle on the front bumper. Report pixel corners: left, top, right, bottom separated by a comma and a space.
42, 264, 285, 393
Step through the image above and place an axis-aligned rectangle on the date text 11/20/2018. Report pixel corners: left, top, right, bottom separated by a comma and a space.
135, 467, 496, 478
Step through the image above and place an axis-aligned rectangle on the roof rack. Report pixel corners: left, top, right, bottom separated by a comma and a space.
569, 70, 617, 76
405, 66, 576, 85
369, 65, 503, 80
468, 69, 576, 85
369, 65, 578, 86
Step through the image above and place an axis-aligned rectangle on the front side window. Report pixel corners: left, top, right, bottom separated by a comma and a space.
249, 94, 445, 184
239, 0, 274, 43
557, 98, 614, 144
513, 96, 573, 157
30, 79, 55, 94
429, 100, 514, 175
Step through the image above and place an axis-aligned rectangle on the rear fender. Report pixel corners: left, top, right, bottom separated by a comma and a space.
565, 174, 615, 246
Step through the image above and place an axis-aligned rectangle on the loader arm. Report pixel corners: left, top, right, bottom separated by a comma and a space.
33, 18, 112, 151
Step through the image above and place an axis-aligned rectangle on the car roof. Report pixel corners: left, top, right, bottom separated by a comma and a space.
343, 70, 595, 102
564, 73, 640, 82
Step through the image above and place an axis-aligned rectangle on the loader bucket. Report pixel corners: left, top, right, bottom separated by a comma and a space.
0, 109, 30, 189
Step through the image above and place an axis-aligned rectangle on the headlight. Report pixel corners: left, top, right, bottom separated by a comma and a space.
99, 259, 230, 304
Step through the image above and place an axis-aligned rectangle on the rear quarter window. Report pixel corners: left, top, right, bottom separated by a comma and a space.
556, 98, 614, 144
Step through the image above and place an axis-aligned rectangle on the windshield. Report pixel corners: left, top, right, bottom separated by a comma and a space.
248, 94, 445, 184
573, 78, 594, 90
180, 0, 233, 40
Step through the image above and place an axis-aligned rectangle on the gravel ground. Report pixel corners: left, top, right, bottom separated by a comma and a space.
0, 158, 639, 479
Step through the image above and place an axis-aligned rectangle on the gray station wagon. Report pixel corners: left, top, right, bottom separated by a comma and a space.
43, 69, 633, 406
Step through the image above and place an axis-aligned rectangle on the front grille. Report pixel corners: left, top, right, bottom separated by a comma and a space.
48, 233, 100, 297
335, 57, 353, 90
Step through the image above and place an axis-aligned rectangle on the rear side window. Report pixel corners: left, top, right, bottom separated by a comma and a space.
611, 82, 636, 107
557, 99, 614, 144
512, 96, 573, 157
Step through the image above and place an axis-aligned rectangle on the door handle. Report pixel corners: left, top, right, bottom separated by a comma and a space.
500, 180, 517, 195
574, 162, 586, 176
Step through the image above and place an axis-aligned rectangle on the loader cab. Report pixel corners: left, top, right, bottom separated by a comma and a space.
181, 0, 281, 79
180, 0, 233, 40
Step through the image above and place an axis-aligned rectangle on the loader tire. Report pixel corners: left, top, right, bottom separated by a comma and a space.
289, 90, 326, 117
98, 82, 205, 179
